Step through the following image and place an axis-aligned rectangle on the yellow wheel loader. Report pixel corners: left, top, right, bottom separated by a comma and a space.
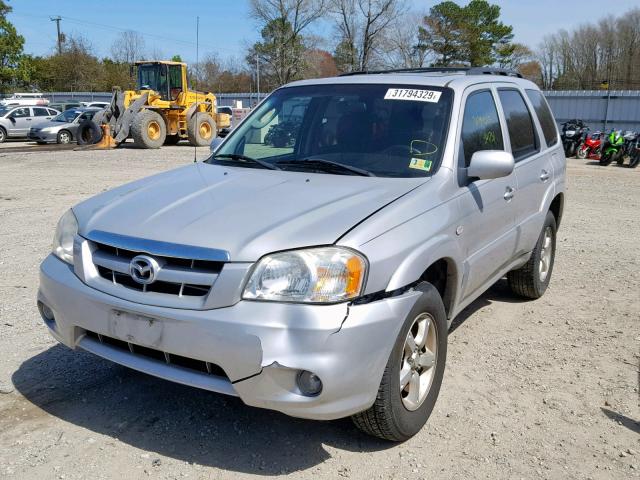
90, 61, 230, 149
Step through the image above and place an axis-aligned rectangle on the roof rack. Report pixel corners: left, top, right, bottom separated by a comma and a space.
339, 67, 523, 78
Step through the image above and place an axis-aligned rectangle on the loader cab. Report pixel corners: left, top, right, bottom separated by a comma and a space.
136, 62, 185, 102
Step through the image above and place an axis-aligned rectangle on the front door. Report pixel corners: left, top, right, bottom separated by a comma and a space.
7, 107, 33, 136
455, 87, 518, 301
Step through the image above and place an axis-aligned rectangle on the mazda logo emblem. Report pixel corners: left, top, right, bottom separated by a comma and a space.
129, 255, 160, 285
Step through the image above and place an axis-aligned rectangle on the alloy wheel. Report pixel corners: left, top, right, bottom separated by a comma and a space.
400, 312, 438, 411
539, 226, 553, 283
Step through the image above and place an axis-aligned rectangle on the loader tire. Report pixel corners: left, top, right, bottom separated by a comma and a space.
187, 112, 216, 147
131, 110, 166, 149
77, 120, 102, 145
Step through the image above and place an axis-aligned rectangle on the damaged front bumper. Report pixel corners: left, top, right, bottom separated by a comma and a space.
38, 254, 421, 420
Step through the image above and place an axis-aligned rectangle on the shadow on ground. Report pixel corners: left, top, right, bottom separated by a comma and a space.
449, 279, 528, 332
601, 408, 640, 435
12, 280, 521, 474
12, 344, 392, 475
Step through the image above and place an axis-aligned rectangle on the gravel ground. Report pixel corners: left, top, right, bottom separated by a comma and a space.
0, 143, 638, 480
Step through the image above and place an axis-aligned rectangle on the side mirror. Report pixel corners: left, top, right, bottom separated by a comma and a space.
467, 150, 514, 180
210, 136, 224, 153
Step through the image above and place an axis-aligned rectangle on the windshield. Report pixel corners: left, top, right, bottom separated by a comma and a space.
211, 84, 453, 177
137, 64, 171, 100
52, 109, 82, 123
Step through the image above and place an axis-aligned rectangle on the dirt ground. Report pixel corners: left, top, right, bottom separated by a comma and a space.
0, 143, 638, 480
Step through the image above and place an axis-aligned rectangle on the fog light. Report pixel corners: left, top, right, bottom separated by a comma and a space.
38, 301, 55, 324
296, 370, 322, 397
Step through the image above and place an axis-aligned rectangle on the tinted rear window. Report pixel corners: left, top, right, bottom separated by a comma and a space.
525, 89, 558, 147
498, 89, 538, 161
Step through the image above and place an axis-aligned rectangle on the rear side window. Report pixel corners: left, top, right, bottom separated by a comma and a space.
460, 90, 504, 167
33, 107, 50, 117
498, 89, 538, 161
525, 89, 558, 147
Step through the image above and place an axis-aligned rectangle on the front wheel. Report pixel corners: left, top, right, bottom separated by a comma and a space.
507, 211, 557, 299
351, 282, 447, 441
576, 146, 588, 159
600, 151, 613, 166
57, 130, 72, 144
0, 127, 6, 143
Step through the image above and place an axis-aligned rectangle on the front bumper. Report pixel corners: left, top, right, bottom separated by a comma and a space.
28, 130, 56, 142
38, 255, 421, 420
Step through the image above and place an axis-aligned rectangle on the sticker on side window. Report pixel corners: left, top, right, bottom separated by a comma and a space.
384, 88, 441, 103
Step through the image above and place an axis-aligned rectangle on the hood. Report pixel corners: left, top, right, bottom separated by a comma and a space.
73, 163, 426, 261
34, 120, 69, 131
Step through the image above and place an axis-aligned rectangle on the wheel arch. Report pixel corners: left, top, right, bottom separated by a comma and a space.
384, 235, 462, 319
549, 192, 564, 229
58, 129, 72, 140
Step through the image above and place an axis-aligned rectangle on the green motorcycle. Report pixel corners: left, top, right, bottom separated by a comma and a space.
599, 130, 625, 166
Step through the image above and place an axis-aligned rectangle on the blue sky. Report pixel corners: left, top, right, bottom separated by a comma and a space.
8, 0, 640, 64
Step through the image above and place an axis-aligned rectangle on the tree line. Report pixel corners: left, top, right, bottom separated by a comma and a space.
1, 0, 639, 94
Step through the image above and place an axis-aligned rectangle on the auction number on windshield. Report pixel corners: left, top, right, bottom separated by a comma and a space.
384, 88, 441, 103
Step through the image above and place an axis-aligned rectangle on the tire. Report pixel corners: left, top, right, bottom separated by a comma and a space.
576, 146, 588, 159
599, 151, 612, 166
629, 154, 640, 169
351, 282, 448, 442
76, 120, 102, 145
0, 127, 6, 143
57, 130, 72, 144
131, 110, 166, 149
187, 112, 217, 147
507, 210, 557, 299
615, 151, 625, 166
163, 134, 180, 146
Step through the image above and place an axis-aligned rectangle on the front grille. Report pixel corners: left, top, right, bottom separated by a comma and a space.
84, 330, 228, 378
90, 241, 223, 298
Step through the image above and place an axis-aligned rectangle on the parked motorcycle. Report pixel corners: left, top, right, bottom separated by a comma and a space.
599, 130, 625, 166
622, 131, 639, 168
576, 131, 603, 160
561, 120, 588, 158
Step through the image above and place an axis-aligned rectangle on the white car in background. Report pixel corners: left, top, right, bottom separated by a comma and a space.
0, 93, 49, 107
0, 105, 60, 143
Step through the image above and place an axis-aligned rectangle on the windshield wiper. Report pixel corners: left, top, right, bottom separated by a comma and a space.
208, 153, 281, 170
276, 158, 375, 177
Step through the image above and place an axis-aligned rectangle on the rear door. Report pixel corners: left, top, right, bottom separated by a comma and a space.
32, 107, 54, 126
496, 87, 555, 255
456, 86, 518, 301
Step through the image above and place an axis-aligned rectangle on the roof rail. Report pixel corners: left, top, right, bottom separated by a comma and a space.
339, 66, 522, 78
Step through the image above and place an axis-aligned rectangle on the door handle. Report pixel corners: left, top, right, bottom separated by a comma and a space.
540, 170, 550, 182
503, 186, 515, 201
26, 118, 32, 121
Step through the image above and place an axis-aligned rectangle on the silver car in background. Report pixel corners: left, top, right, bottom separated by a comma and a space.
28, 107, 101, 144
39, 68, 565, 441
0, 105, 60, 143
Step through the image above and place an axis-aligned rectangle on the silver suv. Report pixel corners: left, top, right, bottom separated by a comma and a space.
38, 68, 565, 441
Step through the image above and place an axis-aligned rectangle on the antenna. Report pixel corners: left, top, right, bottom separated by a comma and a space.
194, 16, 199, 163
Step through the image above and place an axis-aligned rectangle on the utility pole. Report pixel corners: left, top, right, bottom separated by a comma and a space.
50, 16, 62, 55
256, 54, 260, 103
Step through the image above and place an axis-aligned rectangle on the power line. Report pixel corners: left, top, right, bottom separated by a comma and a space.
11, 11, 238, 55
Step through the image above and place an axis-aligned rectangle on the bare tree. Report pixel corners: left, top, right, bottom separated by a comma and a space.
380, 13, 429, 69
535, 8, 640, 90
111, 30, 146, 64
330, 0, 406, 72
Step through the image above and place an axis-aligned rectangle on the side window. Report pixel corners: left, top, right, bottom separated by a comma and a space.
47, 109, 58, 115
525, 89, 558, 147
34, 107, 50, 117
12, 107, 30, 118
461, 90, 504, 167
498, 89, 539, 161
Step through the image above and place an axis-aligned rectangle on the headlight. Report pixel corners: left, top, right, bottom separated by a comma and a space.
243, 247, 367, 303
52, 209, 78, 265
